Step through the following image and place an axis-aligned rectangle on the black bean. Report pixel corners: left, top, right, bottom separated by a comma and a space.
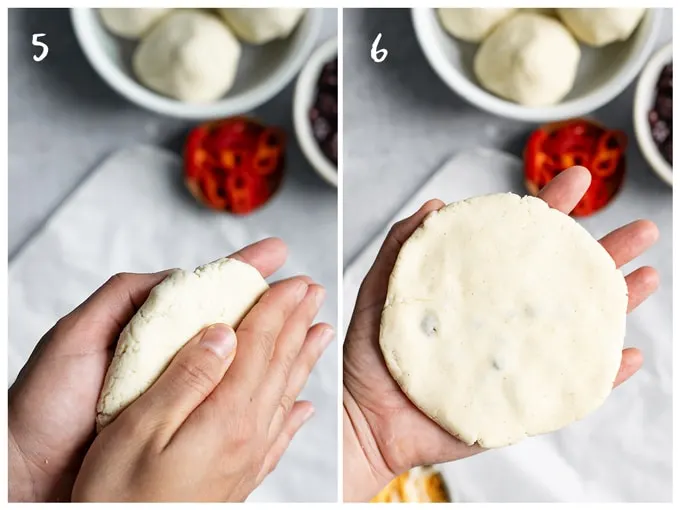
662, 140, 673, 165
655, 95, 673, 120
652, 120, 670, 144
308, 57, 338, 166
648, 62, 673, 169
312, 116, 332, 142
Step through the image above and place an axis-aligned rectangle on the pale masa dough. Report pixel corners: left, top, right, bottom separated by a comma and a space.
132, 10, 242, 103
96, 257, 268, 431
99, 8, 171, 40
218, 8, 306, 45
474, 13, 580, 107
380, 193, 628, 448
558, 8, 646, 47
437, 8, 516, 43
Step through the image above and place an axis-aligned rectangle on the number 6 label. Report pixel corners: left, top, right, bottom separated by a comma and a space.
32, 33, 49, 62
371, 33, 387, 63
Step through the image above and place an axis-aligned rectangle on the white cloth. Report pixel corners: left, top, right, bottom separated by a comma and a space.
9, 145, 338, 502
343, 148, 671, 502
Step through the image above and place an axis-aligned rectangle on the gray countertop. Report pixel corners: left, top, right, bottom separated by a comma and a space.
9, 8, 338, 259
343, 8, 673, 265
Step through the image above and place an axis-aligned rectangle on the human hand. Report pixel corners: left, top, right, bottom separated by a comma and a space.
342, 166, 660, 501
9, 238, 334, 502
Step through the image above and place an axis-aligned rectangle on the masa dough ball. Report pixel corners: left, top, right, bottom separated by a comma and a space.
96, 257, 268, 430
132, 10, 241, 103
437, 8, 516, 43
474, 13, 580, 106
380, 193, 628, 448
217, 8, 306, 45
521, 8, 556, 18
558, 8, 646, 47
99, 8, 171, 39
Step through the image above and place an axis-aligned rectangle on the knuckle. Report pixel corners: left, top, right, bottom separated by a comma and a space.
278, 394, 295, 417
174, 359, 217, 397
255, 329, 277, 362
108, 272, 134, 288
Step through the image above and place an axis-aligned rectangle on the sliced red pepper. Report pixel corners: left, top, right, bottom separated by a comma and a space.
184, 117, 285, 214
524, 119, 627, 217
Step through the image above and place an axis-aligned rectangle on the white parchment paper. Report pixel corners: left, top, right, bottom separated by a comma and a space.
343, 148, 671, 502
9, 145, 338, 502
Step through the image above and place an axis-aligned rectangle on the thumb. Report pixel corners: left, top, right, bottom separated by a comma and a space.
356, 199, 444, 310
129, 324, 237, 436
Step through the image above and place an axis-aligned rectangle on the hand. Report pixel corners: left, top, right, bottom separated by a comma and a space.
9, 238, 334, 502
342, 166, 660, 502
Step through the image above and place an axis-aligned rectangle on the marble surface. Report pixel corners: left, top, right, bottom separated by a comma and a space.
9, 8, 338, 259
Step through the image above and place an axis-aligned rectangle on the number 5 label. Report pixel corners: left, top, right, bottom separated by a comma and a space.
32, 33, 48, 62
371, 33, 387, 63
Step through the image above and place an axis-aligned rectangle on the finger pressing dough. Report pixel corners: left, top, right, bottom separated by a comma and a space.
474, 13, 580, 106
96, 257, 268, 431
558, 8, 646, 47
380, 193, 628, 448
99, 8, 171, 39
133, 9, 242, 103
217, 8, 306, 45
437, 8, 516, 43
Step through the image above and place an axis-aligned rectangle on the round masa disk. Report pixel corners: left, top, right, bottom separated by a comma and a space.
379, 193, 627, 448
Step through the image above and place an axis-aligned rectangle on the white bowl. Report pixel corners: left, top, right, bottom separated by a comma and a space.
633, 42, 673, 187
71, 8, 323, 120
293, 37, 338, 187
412, 8, 662, 122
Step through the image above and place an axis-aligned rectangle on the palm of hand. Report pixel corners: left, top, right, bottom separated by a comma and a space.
9, 272, 169, 501
344, 167, 659, 478
345, 296, 480, 475
10, 325, 116, 500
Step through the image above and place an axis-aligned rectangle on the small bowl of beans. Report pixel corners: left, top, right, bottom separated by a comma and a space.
634, 42, 672, 187
293, 37, 338, 187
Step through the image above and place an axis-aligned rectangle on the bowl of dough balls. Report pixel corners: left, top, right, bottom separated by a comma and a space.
71, 8, 322, 119
412, 8, 662, 122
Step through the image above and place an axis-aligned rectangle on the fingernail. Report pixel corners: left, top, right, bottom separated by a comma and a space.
314, 286, 326, 307
295, 280, 309, 302
319, 328, 335, 350
303, 406, 315, 422
200, 324, 236, 360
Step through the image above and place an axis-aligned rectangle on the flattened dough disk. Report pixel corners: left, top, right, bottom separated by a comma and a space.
96, 257, 268, 431
380, 193, 628, 448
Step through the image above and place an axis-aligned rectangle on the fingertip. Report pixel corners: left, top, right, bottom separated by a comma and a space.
637, 266, 660, 291
420, 198, 445, 213
298, 400, 315, 422
637, 219, 660, 245
622, 347, 644, 371
261, 236, 288, 255
614, 348, 644, 388
568, 165, 592, 182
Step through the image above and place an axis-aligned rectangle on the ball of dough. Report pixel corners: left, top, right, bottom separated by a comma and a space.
99, 8, 171, 39
133, 10, 241, 103
96, 257, 268, 430
217, 8, 306, 45
558, 8, 646, 47
521, 8, 556, 18
474, 13, 581, 106
437, 8, 516, 43
380, 193, 627, 448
